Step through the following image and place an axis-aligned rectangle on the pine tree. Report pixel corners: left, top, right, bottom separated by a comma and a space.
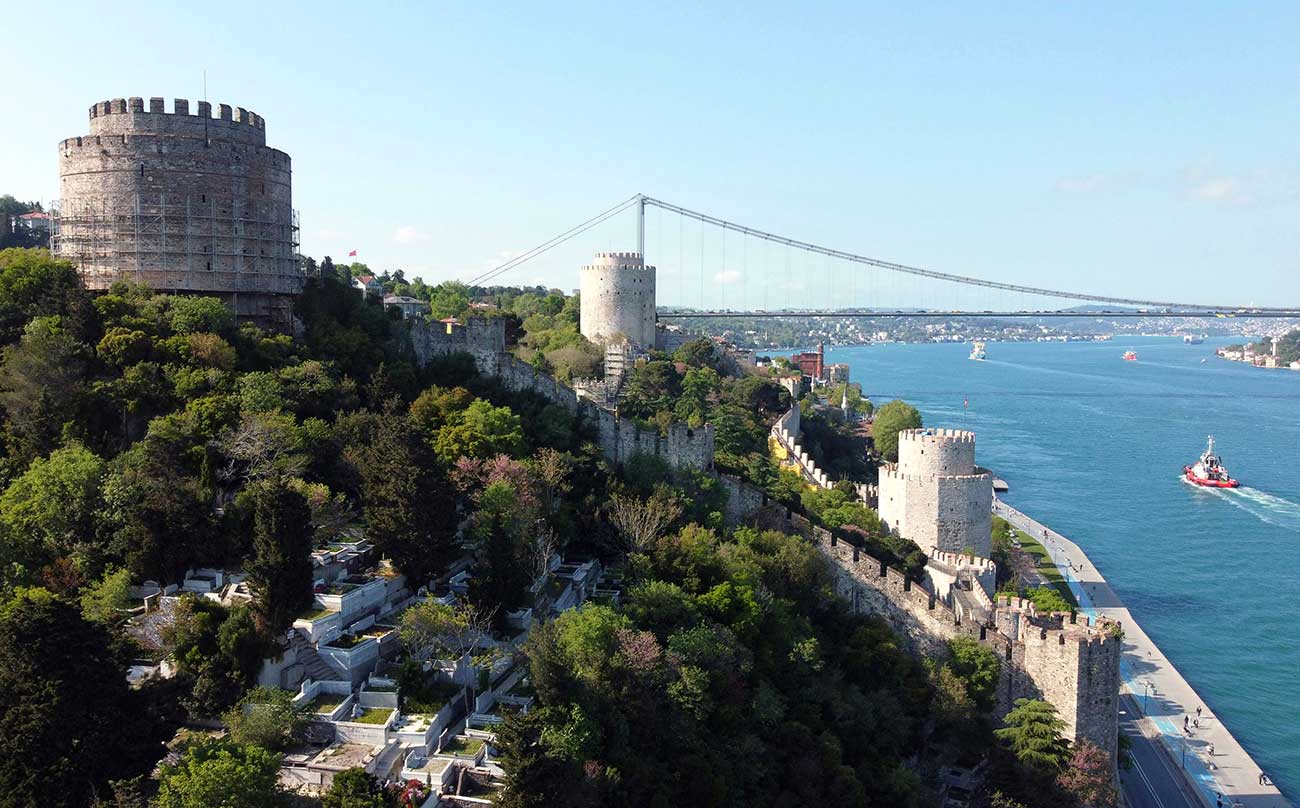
246, 481, 314, 635
995, 698, 1071, 772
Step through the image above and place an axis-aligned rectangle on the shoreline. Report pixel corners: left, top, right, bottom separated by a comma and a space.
993, 498, 1291, 808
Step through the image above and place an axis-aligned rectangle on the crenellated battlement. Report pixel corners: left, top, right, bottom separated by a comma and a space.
929, 548, 997, 572
786, 515, 1120, 759
54, 96, 296, 328
580, 250, 657, 347
88, 96, 265, 130
898, 427, 977, 446
879, 467, 991, 483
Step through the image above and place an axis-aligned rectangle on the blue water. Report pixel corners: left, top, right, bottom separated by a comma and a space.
827, 337, 1300, 797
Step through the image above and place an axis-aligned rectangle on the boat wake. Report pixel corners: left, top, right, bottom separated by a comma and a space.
1213, 486, 1300, 534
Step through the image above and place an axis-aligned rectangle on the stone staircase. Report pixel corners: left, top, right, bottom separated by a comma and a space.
287, 632, 343, 685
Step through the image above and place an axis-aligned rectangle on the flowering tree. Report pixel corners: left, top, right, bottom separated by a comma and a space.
1057, 740, 1118, 808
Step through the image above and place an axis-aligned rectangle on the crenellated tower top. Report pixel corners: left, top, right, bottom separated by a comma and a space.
85, 96, 267, 144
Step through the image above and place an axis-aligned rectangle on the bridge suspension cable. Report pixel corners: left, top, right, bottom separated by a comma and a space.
639, 195, 1292, 313
465, 194, 640, 287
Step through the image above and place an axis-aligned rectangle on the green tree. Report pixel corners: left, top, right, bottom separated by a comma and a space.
432, 398, 524, 463
948, 635, 1002, 712
322, 767, 396, 808
494, 708, 593, 808
428, 281, 470, 320
619, 360, 682, 420
468, 482, 535, 623
398, 599, 487, 663
1024, 586, 1072, 614
79, 565, 132, 623
672, 338, 722, 370
166, 295, 235, 336
154, 738, 285, 808
163, 599, 266, 717
0, 588, 163, 807
349, 414, 456, 583
223, 686, 308, 751
872, 399, 922, 462
245, 481, 314, 635
100, 434, 212, 584
995, 699, 1070, 772
0, 248, 89, 345
0, 316, 89, 462
0, 442, 106, 583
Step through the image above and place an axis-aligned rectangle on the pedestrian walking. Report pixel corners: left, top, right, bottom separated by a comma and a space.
1217, 794, 1223, 808
1185, 715, 1190, 729
1197, 705, 1203, 719
1194, 718, 1200, 729
1259, 772, 1265, 785
1209, 743, 1215, 756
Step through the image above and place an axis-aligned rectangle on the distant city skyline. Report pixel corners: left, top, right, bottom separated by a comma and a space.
6, 1, 1300, 304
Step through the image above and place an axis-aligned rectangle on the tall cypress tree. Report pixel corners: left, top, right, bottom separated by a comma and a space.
246, 482, 314, 636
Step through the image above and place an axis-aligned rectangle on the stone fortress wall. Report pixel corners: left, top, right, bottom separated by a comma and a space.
579, 252, 657, 348
53, 96, 300, 327
408, 319, 1117, 759
409, 317, 713, 471
794, 509, 1120, 758
879, 429, 993, 557
770, 406, 874, 503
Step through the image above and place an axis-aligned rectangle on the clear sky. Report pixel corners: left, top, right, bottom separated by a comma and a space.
6, 2, 1300, 307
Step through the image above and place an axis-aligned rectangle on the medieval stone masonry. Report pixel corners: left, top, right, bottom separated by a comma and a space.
409, 317, 713, 471
408, 316, 1119, 760
53, 96, 300, 327
579, 252, 657, 348
879, 428, 993, 558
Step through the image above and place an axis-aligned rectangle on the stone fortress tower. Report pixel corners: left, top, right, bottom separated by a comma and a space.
879, 428, 993, 557
579, 252, 656, 348
52, 96, 300, 327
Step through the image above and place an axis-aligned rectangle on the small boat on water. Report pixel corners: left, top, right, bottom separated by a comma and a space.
969, 341, 986, 361
1183, 436, 1240, 488
1183, 335, 1205, 345
1123, 350, 1138, 361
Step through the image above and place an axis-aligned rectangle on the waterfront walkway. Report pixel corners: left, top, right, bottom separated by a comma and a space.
994, 499, 1291, 808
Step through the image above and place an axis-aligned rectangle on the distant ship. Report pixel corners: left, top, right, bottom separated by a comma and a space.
1123, 350, 1138, 361
1183, 436, 1239, 488
969, 341, 986, 361
1183, 335, 1205, 345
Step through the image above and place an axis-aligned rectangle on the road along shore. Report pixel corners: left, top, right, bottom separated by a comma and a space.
994, 499, 1290, 808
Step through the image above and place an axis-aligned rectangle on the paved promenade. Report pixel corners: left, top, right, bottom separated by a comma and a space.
994, 499, 1291, 808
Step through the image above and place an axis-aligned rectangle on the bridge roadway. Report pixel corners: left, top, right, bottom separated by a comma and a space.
994, 499, 1291, 808
658, 309, 1300, 319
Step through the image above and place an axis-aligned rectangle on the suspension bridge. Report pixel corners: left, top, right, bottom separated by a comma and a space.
466, 194, 1300, 319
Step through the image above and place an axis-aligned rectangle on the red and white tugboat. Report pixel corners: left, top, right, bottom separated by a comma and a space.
1122, 350, 1138, 361
1183, 436, 1240, 488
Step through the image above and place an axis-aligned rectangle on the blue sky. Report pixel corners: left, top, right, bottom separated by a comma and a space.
6, 2, 1300, 308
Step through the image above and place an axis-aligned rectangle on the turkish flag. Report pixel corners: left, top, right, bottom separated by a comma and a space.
348, 250, 357, 257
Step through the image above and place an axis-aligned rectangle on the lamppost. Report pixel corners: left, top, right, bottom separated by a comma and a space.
1181, 735, 1188, 769
1142, 680, 1154, 712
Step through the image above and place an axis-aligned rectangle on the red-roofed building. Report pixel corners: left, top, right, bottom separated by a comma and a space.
792, 343, 824, 380
351, 274, 383, 296
16, 212, 50, 231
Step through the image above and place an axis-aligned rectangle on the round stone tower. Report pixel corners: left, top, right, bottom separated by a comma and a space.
878, 428, 992, 557
53, 96, 300, 328
579, 252, 656, 348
